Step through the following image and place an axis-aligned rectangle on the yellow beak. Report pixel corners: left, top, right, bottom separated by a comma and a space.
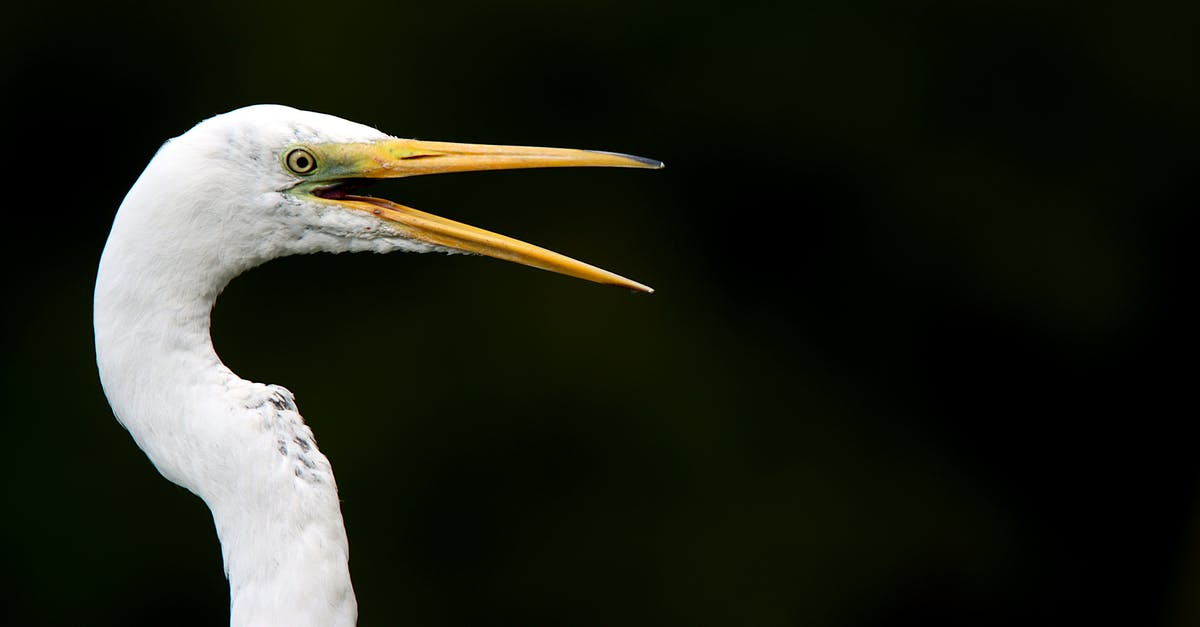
311, 138, 661, 292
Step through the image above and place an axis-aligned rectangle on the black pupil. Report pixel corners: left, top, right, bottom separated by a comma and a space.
295, 155, 310, 169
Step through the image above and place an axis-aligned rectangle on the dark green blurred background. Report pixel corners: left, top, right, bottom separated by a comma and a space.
0, 1, 1193, 625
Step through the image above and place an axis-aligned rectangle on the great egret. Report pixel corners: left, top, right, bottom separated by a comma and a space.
94, 105, 660, 627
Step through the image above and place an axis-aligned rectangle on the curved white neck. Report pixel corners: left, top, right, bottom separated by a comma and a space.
95, 207, 357, 627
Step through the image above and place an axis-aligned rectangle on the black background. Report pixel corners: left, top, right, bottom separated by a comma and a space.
0, 1, 1193, 625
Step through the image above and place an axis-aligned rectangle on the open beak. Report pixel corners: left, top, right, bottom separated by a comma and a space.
308, 138, 662, 293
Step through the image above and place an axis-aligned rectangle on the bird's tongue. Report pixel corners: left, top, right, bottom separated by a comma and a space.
312, 180, 372, 201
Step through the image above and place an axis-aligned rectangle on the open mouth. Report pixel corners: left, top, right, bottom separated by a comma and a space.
313, 179, 409, 218
307, 177, 652, 292
313, 179, 374, 201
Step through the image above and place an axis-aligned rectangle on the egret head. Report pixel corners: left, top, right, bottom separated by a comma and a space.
124, 104, 658, 291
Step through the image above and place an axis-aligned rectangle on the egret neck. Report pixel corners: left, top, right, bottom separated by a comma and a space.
95, 191, 357, 627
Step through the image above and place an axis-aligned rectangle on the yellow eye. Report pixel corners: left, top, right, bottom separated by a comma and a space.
285, 148, 318, 174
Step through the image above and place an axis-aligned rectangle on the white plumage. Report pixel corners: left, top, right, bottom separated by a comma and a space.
94, 105, 658, 626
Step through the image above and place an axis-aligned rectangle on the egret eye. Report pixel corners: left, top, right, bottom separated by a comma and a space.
285, 148, 318, 174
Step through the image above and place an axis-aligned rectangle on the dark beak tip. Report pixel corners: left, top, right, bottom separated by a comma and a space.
588, 150, 665, 169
